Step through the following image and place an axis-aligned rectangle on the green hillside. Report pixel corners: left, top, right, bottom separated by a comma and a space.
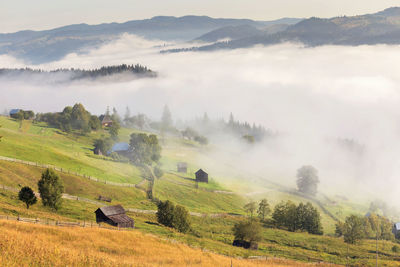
1, 115, 396, 266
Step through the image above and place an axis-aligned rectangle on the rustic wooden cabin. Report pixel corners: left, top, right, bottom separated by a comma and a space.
233, 240, 258, 250
95, 205, 134, 228
98, 195, 112, 203
195, 169, 208, 183
177, 162, 188, 173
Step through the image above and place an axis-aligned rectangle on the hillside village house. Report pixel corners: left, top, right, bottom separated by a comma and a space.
195, 169, 209, 183
95, 205, 134, 228
109, 142, 130, 156
9, 109, 20, 117
101, 115, 113, 127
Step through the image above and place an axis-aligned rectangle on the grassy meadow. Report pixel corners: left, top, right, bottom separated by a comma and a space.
1, 219, 318, 267
0, 116, 395, 266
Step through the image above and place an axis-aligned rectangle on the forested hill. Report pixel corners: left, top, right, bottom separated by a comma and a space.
163, 7, 400, 53
0, 64, 156, 81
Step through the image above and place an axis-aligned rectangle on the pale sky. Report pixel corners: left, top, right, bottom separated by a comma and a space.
1, 0, 400, 33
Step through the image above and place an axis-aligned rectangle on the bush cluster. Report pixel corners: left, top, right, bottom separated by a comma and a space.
156, 200, 191, 233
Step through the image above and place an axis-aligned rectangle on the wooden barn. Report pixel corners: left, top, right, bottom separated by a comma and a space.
95, 205, 134, 228
177, 162, 188, 173
195, 169, 208, 183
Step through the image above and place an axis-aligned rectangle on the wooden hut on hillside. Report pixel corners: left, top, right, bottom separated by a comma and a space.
177, 162, 188, 173
95, 205, 134, 228
195, 169, 208, 183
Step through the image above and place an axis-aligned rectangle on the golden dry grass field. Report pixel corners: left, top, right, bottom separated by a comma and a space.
0, 220, 340, 267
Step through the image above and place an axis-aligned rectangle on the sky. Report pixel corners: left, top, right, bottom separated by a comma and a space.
1, 0, 400, 33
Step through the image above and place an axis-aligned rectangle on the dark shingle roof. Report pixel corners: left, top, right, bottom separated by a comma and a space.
98, 205, 125, 216
108, 214, 134, 224
196, 169, 207, 175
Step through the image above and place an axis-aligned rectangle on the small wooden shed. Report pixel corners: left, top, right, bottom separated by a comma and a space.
95, 205, 134, 228
195, 169, 208, 183
177, 162, 188, 173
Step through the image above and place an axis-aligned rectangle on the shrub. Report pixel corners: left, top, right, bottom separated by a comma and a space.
18, 186, 37, 209
172, 205, 191, 233
156, 200, 191, 233
233, 221, 262, 243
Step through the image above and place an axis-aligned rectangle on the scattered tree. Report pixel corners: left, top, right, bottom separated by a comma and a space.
335, 221, 345, 237
37, 103, 98, 134
129, 133, 161, 165
296, 165, 319, 196
244, 201, 257, 218
109, 120, 120, 140
154, 165, 164, 178
123, 106, 131, 126
93, 138, 113, 155
233, 221, 262, 243
156, 200, 191, 233
38, 169, 64, 211
194, 135, 208, 145
18, 186, 37, 209
172, 205, 191, 233
272, 201, 323, 234
161, 105, 173, 131
257, 199, 271, 221
156, 200, 175, 227
343, 215, 365, 244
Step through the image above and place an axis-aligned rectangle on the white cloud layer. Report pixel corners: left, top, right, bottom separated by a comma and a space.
2, 35, 400, 204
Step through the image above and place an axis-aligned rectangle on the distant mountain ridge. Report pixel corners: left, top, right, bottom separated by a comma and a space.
0, 16, 301, 64
165, 7, 400, 52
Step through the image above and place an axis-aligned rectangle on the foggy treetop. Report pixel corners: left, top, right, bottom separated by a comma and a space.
0, 64, 156, 81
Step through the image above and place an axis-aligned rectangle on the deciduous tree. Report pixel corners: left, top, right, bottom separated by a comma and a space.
38, 169, 64, 211
296, 165, 319, 196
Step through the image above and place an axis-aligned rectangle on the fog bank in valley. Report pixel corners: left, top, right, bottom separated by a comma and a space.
1, 34, 400, 203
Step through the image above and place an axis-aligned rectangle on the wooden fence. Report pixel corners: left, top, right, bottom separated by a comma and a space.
0, 155, 138, 188
0, 214, 126, 231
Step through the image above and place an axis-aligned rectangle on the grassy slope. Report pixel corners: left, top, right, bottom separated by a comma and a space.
0, 117, 142, 183
1, 117, 394, 265
0, 160, 153, 210
1, 220, 310, 267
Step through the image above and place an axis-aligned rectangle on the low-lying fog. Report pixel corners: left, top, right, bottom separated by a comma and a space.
1, 34, 400, 204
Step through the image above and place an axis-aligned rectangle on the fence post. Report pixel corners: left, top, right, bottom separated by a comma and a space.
17, 215, 20, 221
